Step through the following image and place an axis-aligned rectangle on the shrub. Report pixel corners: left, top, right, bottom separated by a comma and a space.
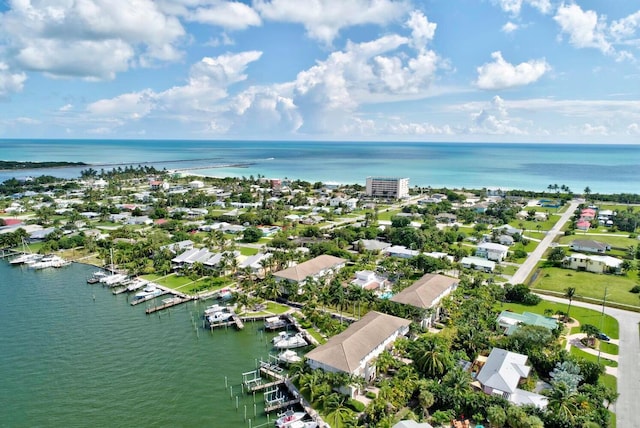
365, 391, 376, 399
630, 285, 640, 294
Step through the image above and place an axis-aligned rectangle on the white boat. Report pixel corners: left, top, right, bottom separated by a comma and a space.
287, 421, 317, 428
273, 333, 307, 349
10, 253, 42, 265
217, 288, 233, 300
203, 304, 224, 316
126, 279, 148, 291
100, 273, 128, 286
207, 310, 234, 324
30, 255, 69, 269
133, 284, 162, 300
277, 349, 302, 365
275, 410, 307, 427
264, 316, 288, 330
87, 271, 108, 283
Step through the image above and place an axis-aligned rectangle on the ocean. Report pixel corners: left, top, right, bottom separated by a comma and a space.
1, 139, 639, 194
0, 261, 281, 428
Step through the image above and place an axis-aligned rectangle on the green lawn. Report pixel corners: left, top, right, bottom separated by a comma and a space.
570, 347, 618, 367
556, 233, 637, 250
531, 266, 640, 310
153, 274, 194, 288
176, 277, 228, 295
511, 217, 558, 232
600, 373, 617, 391
238, 246, 259, 256
377, 209, 402, 221
524, 232, 547, 241
499, 301, 619, 338
498, 265, 519, 276
599, 341, 619, 355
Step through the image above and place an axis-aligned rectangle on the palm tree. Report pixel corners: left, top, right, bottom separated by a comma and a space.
564, 287, 576, 321
414, 338, 451, 378
546, 381, 579, 424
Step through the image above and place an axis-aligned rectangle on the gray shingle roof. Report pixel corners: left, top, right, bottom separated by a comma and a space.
305, 311, 410, 373
477, 348, 530, 394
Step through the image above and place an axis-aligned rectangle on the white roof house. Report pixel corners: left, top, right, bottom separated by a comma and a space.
385, 245, 419, 258
461, 256, 496, 272
476, 242, 509, 261
476, 348, 547, 409
564, 253, 623, 274
351, 270, 387, 291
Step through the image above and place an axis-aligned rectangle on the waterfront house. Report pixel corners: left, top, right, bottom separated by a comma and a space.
476, 242, 509, 262
238, 253, 272, 276
390, 273, 459, 328
474, 348, 548, 409
305, 311, 411, 387
569, 239, 610, 254
461, 256, 495, 273
273, 254, 346, 287
563, 253, 622, 274
496, 310, 558, 336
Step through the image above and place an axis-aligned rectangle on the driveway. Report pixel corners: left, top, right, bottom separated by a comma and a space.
538, 294, 640, 427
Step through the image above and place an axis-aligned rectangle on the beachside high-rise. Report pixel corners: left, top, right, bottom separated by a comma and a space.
365, 177, 409, 199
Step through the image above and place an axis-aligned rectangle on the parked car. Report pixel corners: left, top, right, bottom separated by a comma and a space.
596, 332, 610, 341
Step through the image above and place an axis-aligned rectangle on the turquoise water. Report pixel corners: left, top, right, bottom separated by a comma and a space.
1, 140, 639, 193
0, 260, 281, 428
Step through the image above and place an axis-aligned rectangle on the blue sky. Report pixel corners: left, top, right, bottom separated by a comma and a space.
0, 0, 639, 143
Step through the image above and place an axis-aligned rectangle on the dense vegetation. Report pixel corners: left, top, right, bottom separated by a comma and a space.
0, 160, 87, 170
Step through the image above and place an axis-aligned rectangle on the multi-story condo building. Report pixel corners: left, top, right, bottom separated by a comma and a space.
365, 177, 409, 199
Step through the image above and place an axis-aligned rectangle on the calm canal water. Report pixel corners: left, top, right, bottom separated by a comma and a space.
0, 260, 280, 428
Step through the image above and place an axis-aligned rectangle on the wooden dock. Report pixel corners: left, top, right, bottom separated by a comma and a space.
130, 290, 169, 306
248, 378, 285, 393
264, 398, 301, 413
145, 297, 192, 314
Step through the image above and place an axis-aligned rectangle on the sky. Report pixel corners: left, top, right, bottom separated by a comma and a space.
0, 0, 639, 143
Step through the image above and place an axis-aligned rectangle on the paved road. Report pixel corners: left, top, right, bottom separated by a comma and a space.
539, 294, 640, 427
509, 201, 580, 284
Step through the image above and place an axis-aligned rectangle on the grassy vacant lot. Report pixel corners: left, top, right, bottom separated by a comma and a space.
531, 267, 640, 309
499, 301, 619, 338
556, 233, 638, 250
377, 209, 402, 221
510, 217, 558, 232
600, 373, 617, 392
153, 274, 194, 288
238, 246, 259, 256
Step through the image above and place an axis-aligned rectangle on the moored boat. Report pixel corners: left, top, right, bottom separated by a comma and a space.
275, 410, 307, 428
133, 284, 162, 301
207, 310, 234, 324
264, 316, 288, 330
273, 332, 307, 349
277, 349, 302, 365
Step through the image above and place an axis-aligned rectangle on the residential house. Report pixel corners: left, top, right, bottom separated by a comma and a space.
576, 220, 591, 231
351, 270, 387, 292
563, 253, 622, 274
461, 256, 495, 273
498, 235, 515, 246
496, 310, 558, 336
305, 311, 411, 388
493, 224, 522, 236
570, 239, 610, 254
580, 208, 596, 221
238, 253, 271, 276
273, 254, 346, 287
29, 227, 56, 242
393, 422, 433, 428
126, 216, 153, 225
160, 240, 194, 254
475, 348, 548, 409
171, 248, 212, 269
476, 242, 509, 262
385, 245, 419, 259
390, 273, 459, 328
435, 213, 457, 224
189, 180, 205, 189
354, 239, 391, 253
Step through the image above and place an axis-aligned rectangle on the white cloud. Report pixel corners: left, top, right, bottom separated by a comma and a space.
581, 123, 608, 135
493, 0, 552, 16
610, 11, 640, 41
254, 0, 410, 45
0, 62, 26, 97
59, 104, 73, 112
627, 123, 640, 134
405, 10, 437, 52
85, 51, 263, 129
476, 51, 549, 90
187, 1, 261, 30
0, 0, 186, 79
470, 95, 526, 135
553, 3, 611, 54
502, 22, 519, 33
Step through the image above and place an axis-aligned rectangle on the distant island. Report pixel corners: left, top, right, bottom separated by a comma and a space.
0, 160, 88, 170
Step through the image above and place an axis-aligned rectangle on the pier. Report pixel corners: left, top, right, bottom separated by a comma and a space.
130, 290, 170, 305
145, 296, 193, 314
206, 313, 244, 330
